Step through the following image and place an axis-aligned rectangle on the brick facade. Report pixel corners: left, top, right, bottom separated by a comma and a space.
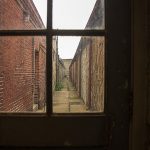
69, 0, 104, 111
52, 37, 66, 92
0, 0, 46, 112
81, 41, 89, 108
52, 37, 57, 92
58, 58, 65, 83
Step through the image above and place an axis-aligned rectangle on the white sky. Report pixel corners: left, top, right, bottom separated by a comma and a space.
33, 0, 97, 59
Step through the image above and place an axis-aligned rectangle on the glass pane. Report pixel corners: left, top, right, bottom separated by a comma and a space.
0, 0, 47, 30
52, 36, 105, 113
53, 0, 105, 30
0, 36, 46, 113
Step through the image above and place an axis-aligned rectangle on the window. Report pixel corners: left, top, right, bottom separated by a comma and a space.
0, 0, 131, 149
0, 0, 105, 114
52, 36, 105, 113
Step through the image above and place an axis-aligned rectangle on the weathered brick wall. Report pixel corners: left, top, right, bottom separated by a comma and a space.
90, 37, 104, 111
52, 37, 66, 92
69, 0, 105, 111
33, 37, 46, 110
76, 56, 80, 96
85, 0, 104, 30
58, 58, 65, 82
69, 62, 74, 85
81, 43, 89, 108
52, 37, 57, 92
34, 49, 39, 105
38, 44, 46, 109
0, 0, 24, 30
70, 37, 104, 111
0, 0, 46, 112
0, 37, 34, 111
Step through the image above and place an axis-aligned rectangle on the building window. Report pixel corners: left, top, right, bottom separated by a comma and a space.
0, 0, 131, 148
0, 0, 105, 114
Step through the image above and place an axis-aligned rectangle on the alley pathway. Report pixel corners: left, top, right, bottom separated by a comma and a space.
53, 77, 88, 113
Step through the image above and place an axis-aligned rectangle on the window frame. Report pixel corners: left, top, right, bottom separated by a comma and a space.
0, 0, 132, 149
0, 0, 107, 116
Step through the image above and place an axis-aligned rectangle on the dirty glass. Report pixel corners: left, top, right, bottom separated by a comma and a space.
0, 0, 47, 30
0, 36, 46, 113
52, 36, 105, 113
53, 0, 105, 30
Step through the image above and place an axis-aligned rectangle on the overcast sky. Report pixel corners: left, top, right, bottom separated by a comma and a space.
33, 0, 97, 59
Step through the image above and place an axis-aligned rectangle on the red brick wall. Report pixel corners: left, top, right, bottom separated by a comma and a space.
0, 37, 33, 111
37, 44, 46, 109
0, 0, 24, 30
0, 0, 46, 112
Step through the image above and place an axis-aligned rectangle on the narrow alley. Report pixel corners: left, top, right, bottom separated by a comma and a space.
53, 77, 88, 113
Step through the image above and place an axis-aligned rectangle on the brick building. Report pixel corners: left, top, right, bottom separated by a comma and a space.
0, 0, 46, 112
52, 36, 66, 92
69, 0, 104, 111
57, 58, 66, 83
52, 36, 58, 92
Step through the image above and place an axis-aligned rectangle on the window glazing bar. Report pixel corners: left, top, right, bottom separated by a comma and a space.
0, 30, 47, 36
52, 29, 106, 36
46, 0, 53, 116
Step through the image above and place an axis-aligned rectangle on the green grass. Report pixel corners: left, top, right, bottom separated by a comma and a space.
55, 82, 64, 91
